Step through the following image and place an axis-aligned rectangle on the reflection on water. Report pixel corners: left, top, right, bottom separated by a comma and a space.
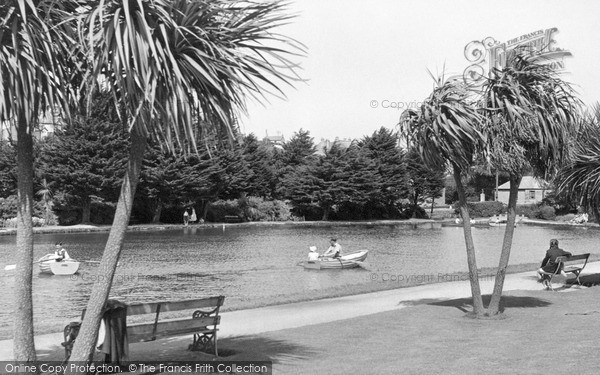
0, 223, 598, 338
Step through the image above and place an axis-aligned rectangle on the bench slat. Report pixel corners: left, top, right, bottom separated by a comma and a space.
128, 316, 220, 343
127, 296, 224, 316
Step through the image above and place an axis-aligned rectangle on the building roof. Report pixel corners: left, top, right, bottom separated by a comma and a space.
497, 175, 547, 190
314, 138, 353, 156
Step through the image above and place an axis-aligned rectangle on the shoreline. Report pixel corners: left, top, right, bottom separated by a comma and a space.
0, 216, 597, 237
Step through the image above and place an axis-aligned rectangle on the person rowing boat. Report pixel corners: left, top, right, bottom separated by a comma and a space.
321, 237, 342, 259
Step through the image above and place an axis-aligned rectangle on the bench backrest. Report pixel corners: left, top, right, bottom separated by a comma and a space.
83, 296, 225, 343
127, 296, 224, 316
556, 253, 590, 265
127, 295, 225, 343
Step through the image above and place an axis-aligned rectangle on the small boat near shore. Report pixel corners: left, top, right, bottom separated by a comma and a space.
38, 254, 80, 275
301, 250, 369, 270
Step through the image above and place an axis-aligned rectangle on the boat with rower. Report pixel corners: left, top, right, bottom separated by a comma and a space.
301, 250, 369, 270
38, 254, 80, 275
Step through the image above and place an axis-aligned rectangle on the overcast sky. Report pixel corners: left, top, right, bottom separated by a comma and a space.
239, 0, 600, 143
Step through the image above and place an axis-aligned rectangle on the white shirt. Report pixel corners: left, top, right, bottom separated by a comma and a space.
308, 251, 320, 261
323, 243, 342, 257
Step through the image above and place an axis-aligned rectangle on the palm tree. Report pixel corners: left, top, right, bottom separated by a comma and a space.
557, 105, 600, 221
481, 54, 581, 315
0, 0, 77, 361
36, 178, 54, 225
67, 0, 303, 364
401, 79, 487, 316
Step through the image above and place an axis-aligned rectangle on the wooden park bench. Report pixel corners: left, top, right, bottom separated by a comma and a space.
63, 296, 225, 360
540, 253, 590, 291
224, 215, 242, 223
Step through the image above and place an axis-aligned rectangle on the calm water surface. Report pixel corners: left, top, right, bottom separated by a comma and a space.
1, 223, 598, 338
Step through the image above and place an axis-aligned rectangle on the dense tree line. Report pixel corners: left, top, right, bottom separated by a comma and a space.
0, 123, 446, 224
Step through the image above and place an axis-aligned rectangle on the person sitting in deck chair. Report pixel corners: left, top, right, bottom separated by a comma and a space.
537, 239, 571, 281
322, 238, 342, 259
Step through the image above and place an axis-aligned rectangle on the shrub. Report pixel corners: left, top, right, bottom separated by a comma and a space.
206, 200, 241, 222
0, 195, 45, 219
463, 201, 506, 217
535, 205, 556, 221
243, 197, 292, 222
516, 204, 537, 218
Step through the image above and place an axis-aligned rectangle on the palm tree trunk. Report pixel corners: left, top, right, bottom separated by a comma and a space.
13, 118, 36, 361
453, 164, 486, 316
67, 130, 147, 366
488, 175, 521, 315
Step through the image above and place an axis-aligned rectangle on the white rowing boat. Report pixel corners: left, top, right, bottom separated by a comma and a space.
38, 254, 80, 275
301, 250, 369, 270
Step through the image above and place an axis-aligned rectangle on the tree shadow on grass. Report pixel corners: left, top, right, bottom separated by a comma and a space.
217, 335, 317, 362
35, 335, 315, 366
401, 295, 552, 314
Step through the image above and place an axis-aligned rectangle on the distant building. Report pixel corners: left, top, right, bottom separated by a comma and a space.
496, 176, 549, 205
314, 137, 353, 156
262, 132, 285, 150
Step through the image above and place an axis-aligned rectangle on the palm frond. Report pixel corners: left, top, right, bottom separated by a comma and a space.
400, 79, 485, 171
80, 0, 304, 154
481, 54, 581, 177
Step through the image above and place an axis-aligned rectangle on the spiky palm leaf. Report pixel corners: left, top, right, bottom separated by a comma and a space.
481, 54, 580, 177
0, 0, 79, 124
400, 79, 486, 170
80, 0, 303, 151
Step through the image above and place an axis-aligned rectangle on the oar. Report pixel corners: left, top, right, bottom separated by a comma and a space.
4, 260, 44, 271
5, 259, 107, 270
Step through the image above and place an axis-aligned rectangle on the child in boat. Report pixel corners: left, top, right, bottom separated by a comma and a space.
308, 246, 320, 261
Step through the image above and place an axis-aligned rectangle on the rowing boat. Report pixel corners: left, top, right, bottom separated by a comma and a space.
38, 254, 80, 275
301, 250, 369, 270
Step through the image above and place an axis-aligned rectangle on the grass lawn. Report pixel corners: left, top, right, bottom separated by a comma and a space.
213, 286, 600, 375
36, 277, 600, 374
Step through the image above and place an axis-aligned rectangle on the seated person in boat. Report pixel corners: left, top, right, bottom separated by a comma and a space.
308, 246, 320, 261
537, 239, 571, 280
54, 243, 71, 261
322, 238, 342, 259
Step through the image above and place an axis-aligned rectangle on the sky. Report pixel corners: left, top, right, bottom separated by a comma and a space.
239, 0, 600, 143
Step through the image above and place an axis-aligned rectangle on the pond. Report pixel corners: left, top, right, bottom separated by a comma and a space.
0, 223, 598, 338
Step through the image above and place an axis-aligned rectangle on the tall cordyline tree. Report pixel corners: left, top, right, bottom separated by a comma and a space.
557, 105, 600, 220
401, 79, 487, 316
481, 54, 580, 315
67, 0, 303, 366
0, 0, 78, 361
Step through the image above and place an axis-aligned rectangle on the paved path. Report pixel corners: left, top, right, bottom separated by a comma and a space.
2, 262, 599, 361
